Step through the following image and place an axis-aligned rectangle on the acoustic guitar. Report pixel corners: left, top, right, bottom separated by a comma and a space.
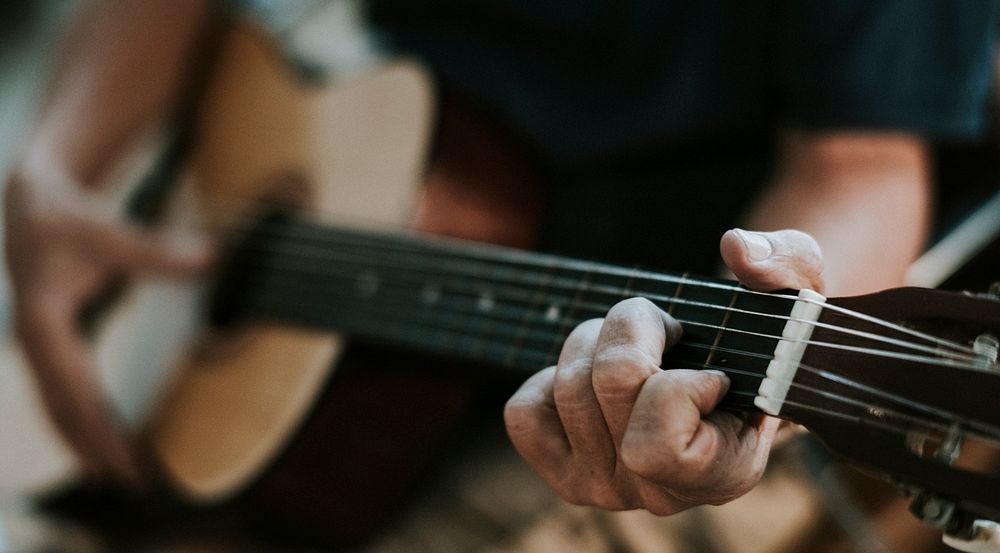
16, 23, 1000, 551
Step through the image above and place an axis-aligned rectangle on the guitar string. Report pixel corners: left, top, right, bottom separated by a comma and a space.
778, 398, 1000, 454
183, 207, 979, 357
672, 357, 1000, 442
677, 343, 1000, 439
252, 238, 982, 363
241, 219, 981, 355
240, 260, 992, 373
270, 219, 983, 354
169, 187, 980, 357
238, 268, 1000, 442
227, 239, 989, 369
197, 211, 1000, 439
229, 251, 992, 402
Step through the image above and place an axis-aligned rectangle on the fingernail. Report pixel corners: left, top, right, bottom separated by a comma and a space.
734, 229, 772, 261
704, 369, 731, 393
704, 369, 728, 380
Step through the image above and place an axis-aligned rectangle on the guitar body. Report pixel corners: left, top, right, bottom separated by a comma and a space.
81, 23, 540, 547
100, 26, 434, 499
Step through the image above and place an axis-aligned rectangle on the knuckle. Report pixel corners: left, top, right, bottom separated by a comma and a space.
778, 230, 824, 271
673, 448, 717, 482
502, 395, 534, 427
561, 317, 603, 351
553, 481, 590, 506
619, 436, 657, 477
592, 344, 659, 373
552, 358, 594, 405
644, 501, 683, 517
605, 297, 660, 329
504, 395, 544, 432
562, 490, 600, 508
579, 482, 629, 511
591, 494, 629, 511
556, 356, 593, 377
637, 487, 687, 516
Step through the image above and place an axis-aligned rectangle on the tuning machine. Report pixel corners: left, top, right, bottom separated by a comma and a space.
973, 334, 999, 371
905, 488, 1000, 552
908, 489, 962, 529
943, 519, 1000, 553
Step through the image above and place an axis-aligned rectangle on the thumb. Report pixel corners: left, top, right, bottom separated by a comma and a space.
720, 229, 824, 293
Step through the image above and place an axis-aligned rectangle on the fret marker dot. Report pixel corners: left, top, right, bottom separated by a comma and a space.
421, 284, 441, 304
477, 292, 495, 311
545, 305, 560, 322
356, 271, 380, 297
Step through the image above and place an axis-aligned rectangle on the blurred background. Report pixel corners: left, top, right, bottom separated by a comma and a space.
0, 1, 998, 552
0, 0, 76, 543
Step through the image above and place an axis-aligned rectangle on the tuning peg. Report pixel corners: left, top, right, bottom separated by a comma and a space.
909, 491, 959, 529
986, 282, 1000, 301
943, 519, 1000, 553
972, 334, 1000, 371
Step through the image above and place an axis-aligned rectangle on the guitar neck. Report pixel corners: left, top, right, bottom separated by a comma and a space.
214, 216, 800, 411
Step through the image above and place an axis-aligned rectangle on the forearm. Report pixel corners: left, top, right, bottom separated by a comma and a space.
23, 0, 212, 186
744, 131, 931, 296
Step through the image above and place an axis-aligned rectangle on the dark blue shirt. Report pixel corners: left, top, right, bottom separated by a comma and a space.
366, 1, 999, 269
368, 0, 999, 167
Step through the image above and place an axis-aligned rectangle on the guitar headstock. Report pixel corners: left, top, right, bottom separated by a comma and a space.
778, 285, 1000, 537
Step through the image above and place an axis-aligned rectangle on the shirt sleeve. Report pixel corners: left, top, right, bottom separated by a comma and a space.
773, 0, 1000, 141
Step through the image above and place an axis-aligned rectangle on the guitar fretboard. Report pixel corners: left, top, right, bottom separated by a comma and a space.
212, 217, 799, 411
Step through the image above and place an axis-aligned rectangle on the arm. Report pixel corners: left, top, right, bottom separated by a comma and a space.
742, 131, 931, 296
5, 0, 214, 487
23, 0, 212, 185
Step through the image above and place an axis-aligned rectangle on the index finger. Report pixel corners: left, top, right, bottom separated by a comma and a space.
590, 297, 681, 445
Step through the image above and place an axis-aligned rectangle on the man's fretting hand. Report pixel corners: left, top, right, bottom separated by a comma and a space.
504, 229, 824, 514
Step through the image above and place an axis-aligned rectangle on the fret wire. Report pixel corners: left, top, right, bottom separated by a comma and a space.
623, 265, 640, 297
546, 263, 594, 364
680, 342, 773, 362
239, 231, 978, 361
667, 272, 688, 317
504, 258, 558, 368
704, 288, 740, 368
